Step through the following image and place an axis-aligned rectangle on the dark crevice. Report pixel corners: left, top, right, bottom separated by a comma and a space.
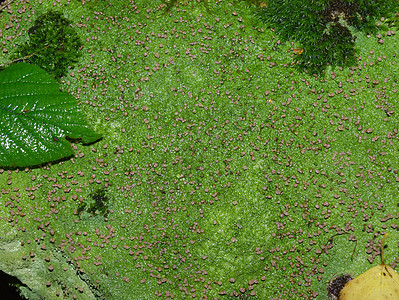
0, 270, 27, 300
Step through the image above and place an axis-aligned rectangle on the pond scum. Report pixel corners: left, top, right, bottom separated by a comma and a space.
1, 0, 399, 299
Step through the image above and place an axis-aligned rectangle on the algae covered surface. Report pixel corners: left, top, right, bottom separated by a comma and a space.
1, 0, 399, 299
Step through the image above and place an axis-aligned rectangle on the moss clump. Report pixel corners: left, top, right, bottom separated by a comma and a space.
258, 0, 398, 73
16, 11, 82, 79
77, 189, 110, 217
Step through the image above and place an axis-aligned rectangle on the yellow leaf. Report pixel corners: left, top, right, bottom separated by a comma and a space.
339, 264, 399, 299
293, 48, 304, 55
340, 234, 399, 300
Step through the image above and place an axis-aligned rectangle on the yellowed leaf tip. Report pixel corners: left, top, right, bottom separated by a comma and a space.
339, 233, 399, 300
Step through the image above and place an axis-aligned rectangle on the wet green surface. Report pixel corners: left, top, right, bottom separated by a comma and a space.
1, 1, 399, 299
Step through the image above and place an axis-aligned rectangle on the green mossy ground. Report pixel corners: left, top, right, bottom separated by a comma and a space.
1, 0, 399, 299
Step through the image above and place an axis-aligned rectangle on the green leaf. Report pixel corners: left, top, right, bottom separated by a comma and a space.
0, 63, 101, 168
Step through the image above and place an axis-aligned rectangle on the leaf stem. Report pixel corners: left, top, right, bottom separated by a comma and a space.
0, 0, 17, 13
380, 233, 389, 265
0, 45, 52, 68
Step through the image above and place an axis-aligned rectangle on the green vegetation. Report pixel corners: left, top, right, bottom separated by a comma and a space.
0, 0, 398, 299
258, 0, 398, 73
77, 188, 110, 218
0, 63, 101, 168
14, 10, 82, 78
163, 0, 211, 13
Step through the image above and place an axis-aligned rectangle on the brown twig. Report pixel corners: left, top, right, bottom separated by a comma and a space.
318, 232, 357, 261
380, 233, 389, 265
0, 44, 51, 68
0, 0, 17, 13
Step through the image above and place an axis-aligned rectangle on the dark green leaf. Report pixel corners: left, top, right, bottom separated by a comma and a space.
0, 63, 101, 168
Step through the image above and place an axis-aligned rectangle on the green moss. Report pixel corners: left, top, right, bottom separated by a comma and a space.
1, 0, 399, 299
78, 188, 110, 218
15, 10, 82, 79
163, 0, 211, 13
257, 0, 398, 73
